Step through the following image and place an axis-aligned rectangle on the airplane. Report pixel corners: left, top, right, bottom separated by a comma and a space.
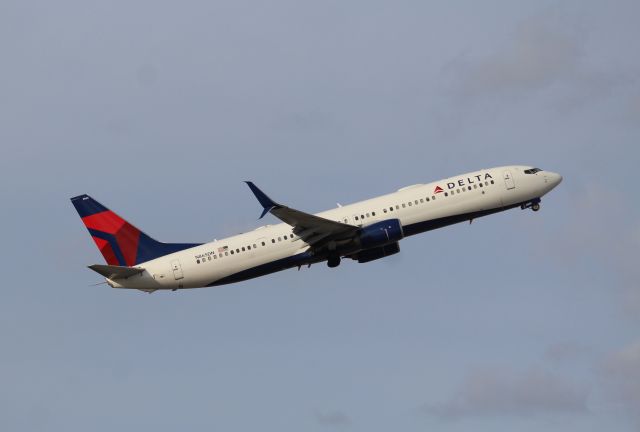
71, 165, 562, 293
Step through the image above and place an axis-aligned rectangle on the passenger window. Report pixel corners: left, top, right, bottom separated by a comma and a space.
230, 250, 234, 255
402, 204, 406, 208
254, 244, 257, 248
236, 248, 240, 253
485, 181, 489, 186
479, 183, 483, 188
247, 246, 251, 250
214, 255, 217, 259
242, 247, 246, 252
196, 259, 200, 264
426, 197, 430, 202
432, 196, 436, 200
225, 251, 229, 256
473, 184, 477, 189
444, 192, 448, 197
408, 202, 412, 207
361, 214, 364, 219
456, 189, 460, 193
283, 235, 288, 240
262, 242, 266, 246
271, 239, 275, 243
372, 211, 376, 216
366, 213, 370, 217
415, 200, 418, 205
208, 256, 211, 261
468, 186, 471, 191
355, 216, 359, 220
420, 199, 424, 203
491, 180, 495, 185
383, 209, 387, 213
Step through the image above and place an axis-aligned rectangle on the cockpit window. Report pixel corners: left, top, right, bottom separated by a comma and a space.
524, 168, 543, 174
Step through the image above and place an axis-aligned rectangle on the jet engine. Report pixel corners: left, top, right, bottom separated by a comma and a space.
355, 242, 400, 263
358, 218, 404, 249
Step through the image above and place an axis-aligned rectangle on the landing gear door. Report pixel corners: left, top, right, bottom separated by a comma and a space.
503, 170, 516, 190
171, 259, 184, 280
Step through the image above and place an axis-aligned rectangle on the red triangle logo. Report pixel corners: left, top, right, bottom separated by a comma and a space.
434, 185, 444, 194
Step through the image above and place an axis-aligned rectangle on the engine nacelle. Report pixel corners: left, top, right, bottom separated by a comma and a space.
356, 242, 400, 263
358, 218, 404, 250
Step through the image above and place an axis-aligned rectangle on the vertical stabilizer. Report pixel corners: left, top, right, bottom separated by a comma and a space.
70, 195, 200, 266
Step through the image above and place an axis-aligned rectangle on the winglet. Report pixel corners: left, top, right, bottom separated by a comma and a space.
245, 181, 280, 219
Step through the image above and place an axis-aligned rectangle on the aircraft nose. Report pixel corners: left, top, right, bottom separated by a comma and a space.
546, 172, 563, 188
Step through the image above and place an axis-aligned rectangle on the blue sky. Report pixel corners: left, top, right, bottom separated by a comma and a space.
1, 1, 638, 431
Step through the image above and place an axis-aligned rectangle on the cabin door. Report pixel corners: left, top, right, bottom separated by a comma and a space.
503, 170, 516, 190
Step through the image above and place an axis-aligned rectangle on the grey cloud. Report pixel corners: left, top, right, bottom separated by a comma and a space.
547, 184, 640, 314
449, 12, 583, 98
545, 342, 593, 364
599, 340, 640, 414
424, 367, 589, 420
314, 410, 351, 427
626, 90, 640, 123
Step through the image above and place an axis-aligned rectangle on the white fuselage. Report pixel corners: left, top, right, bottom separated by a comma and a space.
109, 165, 562, 290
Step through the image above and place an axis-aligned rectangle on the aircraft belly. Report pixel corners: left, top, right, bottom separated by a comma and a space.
207, 250, 316, 286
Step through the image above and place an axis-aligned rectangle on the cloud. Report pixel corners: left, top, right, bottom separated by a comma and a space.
424, 367, 589, 420
545, 342, 592, 364
598, 339, 640, 415
449, 12, 583, 98
550, 184, 640, 314
314, 410, 351, 428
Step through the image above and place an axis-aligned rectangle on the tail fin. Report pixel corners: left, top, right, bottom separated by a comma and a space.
70, 194, 201, 266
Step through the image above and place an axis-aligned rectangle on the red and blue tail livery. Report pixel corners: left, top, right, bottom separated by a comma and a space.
70, 195, 200, 266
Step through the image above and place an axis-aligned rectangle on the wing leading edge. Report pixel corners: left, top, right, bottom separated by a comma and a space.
244, 182, 359, 246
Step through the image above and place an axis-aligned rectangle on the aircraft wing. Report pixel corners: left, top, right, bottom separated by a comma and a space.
245, 182, 359, 246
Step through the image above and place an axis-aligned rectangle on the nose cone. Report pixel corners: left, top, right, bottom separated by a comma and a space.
546, 172, 563, 189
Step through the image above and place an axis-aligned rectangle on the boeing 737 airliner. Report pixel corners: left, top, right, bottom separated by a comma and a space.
72, 165, 562, 292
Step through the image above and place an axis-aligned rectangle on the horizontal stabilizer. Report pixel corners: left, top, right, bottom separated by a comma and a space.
88, 264, 145, 279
